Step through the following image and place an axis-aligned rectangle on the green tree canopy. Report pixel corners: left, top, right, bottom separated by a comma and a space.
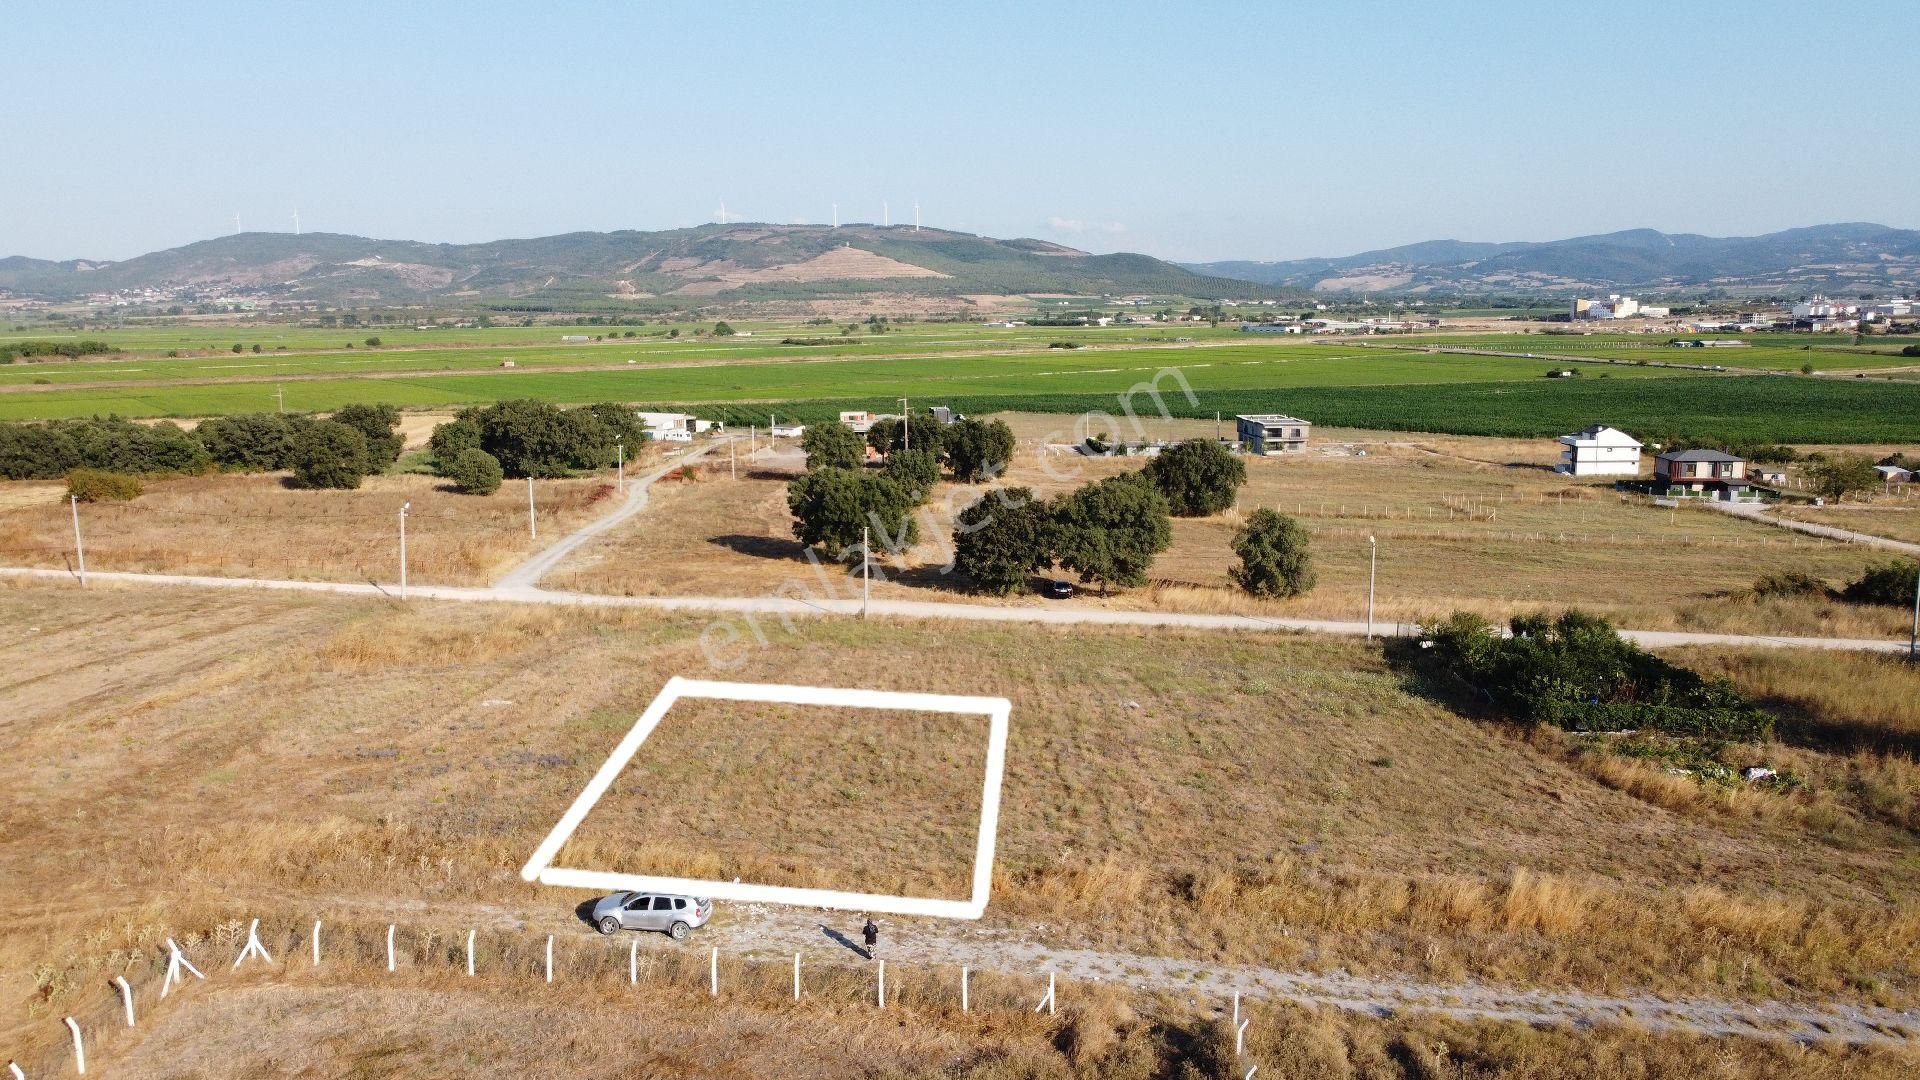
1051, 471, 1172, 591
883, 446, 941, 502
330, 403, 404, 471
1143, 439, 1247, 516
801, 420, 867, 471
472, 399, 600, 478
952, 487, 1055, 595
868, 412, 945, 457
1228, 508, 1315, 597
786, 467, 921, 560
445, 447, 505, 495
1806, 453, 1880, 501
428, 415, 484, 472
196, 412, 315, 472
943, 417, 1017, 483
290, 420, 369, 489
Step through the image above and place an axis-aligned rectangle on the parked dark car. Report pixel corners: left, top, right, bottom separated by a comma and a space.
1042, 579, 1075, 599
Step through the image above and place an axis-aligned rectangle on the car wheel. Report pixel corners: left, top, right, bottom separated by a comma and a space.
668, 921, 690, 941
598, 916, 620, 936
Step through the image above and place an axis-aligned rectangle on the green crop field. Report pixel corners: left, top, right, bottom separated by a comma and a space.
0, 343, 1684, 421
1387, 333, 1920, 372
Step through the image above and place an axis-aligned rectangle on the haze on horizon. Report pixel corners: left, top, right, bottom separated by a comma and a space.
5, 0, 1915, 266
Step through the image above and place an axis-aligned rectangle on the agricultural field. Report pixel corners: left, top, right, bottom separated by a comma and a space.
5, 586, 1920, 1075
543, 424, 1912, 640
1772, 504, 1920, 546
1385, 332, 1920, 372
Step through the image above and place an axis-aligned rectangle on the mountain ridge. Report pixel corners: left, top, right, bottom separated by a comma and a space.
1186, 223, 1920, 296
0, 224, 1274, 305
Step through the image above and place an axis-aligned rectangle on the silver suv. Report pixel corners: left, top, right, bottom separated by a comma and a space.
591, 891, 712, 940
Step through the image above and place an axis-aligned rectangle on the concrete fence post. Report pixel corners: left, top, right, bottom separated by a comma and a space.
7, 1060, 24, 1079
961, 966, 969, 1013
793, 953, 800, 1001
630, 939, 638, 985
709, 947, 718, 997
877, 959, 885, 1009
545, 936, 554, 984
63, 1017, 83, 1075
1236, 1018, 1250, 1055
312, 920, 322, 966
467, 929, 476, 977
386, 925, 396, 972
112, 976, 133, 1028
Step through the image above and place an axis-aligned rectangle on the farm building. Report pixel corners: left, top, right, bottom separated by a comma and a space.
1557, 425, 1642, 477
1875, 464, 1912, 483
1236, 414, 1311, 455
637, 411, 714, 442
1655, 449, 1751, 500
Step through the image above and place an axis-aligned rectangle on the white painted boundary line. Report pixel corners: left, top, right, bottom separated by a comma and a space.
521, 677, 1013, 920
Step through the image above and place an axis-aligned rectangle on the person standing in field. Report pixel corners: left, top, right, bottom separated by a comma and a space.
862, 916, 879, 959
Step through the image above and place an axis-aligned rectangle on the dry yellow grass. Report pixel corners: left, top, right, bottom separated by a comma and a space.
1773, 504, 1920, 545
5, 582, 1920, 1049
545, 424, 1909, 639
0, 469, 629, 586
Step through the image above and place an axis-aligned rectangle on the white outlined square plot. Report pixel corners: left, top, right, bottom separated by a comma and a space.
520, 676, 1013, 920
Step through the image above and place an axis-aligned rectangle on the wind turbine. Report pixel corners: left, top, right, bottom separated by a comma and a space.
913, 200, 920, 232
714, 200, 729, 225
233, 212, 241, 235
831, 202, 838, 228
883, 201, 889, 227
292, 208, 301, 235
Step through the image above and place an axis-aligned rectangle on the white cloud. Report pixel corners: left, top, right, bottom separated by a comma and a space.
1046, 216, 1126, 235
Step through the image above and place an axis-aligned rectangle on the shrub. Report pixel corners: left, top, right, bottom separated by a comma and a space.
867, 413, 944, 457
1751, 570, 1829, 599
786, 467, 920, 560
290, 421, 370, 489
1228, 508, 1314, 597
471, 399, 599, 478
1841, 560, 1917, 607
800, 420, 867, 471
0, 423, 81, 480
66, 468, 142, 502
1051, 471, 1172, 591
1143, 439, 1246, 516
329, 403, 404, 471
1415, 610, 1772, 740
1903, 345, 1920, 357
445, 448, 504, 495
943, 417, 1016, 483
953, 487, 1055, 595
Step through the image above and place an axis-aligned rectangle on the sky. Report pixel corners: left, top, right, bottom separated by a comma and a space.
5, 0, 1917, 264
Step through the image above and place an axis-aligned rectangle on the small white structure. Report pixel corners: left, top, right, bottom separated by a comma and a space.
1556, 424, 1642, 477
770, 423, 806, 438
637, 411, 713, 443
839, 410, 878, 433
1875, 464, 1912, 483
561, 334, 590, 342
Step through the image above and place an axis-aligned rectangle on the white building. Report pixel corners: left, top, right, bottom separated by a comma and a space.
1573, 295, 1669, 320
1235, 414, 1311, 454
637, 411, 714, 442
1556, 424, 1643, 477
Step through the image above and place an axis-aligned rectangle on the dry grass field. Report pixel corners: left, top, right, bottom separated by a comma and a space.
6, 581, 1920, 1039
0, 469, 629, 587
1773, 504, 1920, 545
545, 421, 1908, 639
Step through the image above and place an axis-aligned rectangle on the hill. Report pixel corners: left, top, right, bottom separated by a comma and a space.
0, 225, 1273, 306
1189, 223, 1920, 296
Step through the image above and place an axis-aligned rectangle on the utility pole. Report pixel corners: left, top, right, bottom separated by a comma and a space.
527, 477, 537, 539
70, 495, 87, 587
750, 425, 756, 459
398, 502, 410, 599
1366, 535, 1377, 642
1910, 561, 1918, 663
730, 435, 737, 479
862, 526, 871, 619
276, 385, 285, 414
899, 397, 909, 452
1215, 411, 1221, 440
616, 437, 624, 494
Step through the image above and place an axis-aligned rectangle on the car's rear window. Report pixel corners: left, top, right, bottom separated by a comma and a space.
673, 898, 687, 910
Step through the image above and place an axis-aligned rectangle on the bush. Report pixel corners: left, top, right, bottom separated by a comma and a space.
1751, 570, 1829, 599
953, 487, 1054, 595
1841, 560, 1917, 607
329, 403, 404, 471
943, 417, 1016, 483
1228, 508, 1314, 597
445, 448, 504, 495
1415, 610, 1772, 740
786, 467, 920, 559
471, 399, 601, 478
1903, 345, 1920, 357
1143, 439, 1246, 516
290, 421, 370, 489
800, 420, 867, 471
0, 423, 81, 480
1805, 452, 1880, 500
66, 468, 143, 502
1051, 471, 1172, 591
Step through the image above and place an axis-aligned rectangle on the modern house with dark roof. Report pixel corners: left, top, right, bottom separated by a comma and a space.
1654, 449, 1750, 499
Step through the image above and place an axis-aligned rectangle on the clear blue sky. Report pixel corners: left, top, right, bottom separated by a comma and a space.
6, 0, 1916, 263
